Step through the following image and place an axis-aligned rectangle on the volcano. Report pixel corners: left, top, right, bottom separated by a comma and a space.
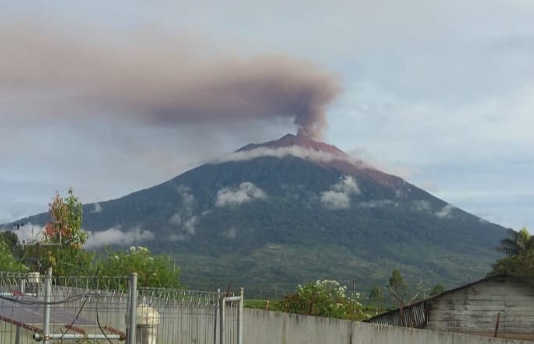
7, 134, 507, 295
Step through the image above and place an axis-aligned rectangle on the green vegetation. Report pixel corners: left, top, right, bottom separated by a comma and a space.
5, 154, 509, 296
0, 189, 180, 288
95, 246, 181, 288
243, 299, 273, 310
0, 231, 23, 259
37, 188, 93, 275
429, 283, 445, 296
490, 227, 534, 277
0, 239, 27, 272
44, 188, 88, 248
277, 279, 369, 320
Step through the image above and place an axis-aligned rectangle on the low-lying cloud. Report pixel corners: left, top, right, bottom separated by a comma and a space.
216, 182, 267, 207
215, 145, 356, 165
168, 186, 198, 240
411, 200, 432, 212
411, 200, 455, 218
435, 204, 455, 218
321, 176, 360, 209
359, 200, 397, 208
91, 203, 102, 213
85, 227, 154, 249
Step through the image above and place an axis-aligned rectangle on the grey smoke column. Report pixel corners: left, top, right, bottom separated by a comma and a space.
0, 21, 341, 140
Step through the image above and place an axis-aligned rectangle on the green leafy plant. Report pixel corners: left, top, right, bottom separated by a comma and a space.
0, 240, 27, 272
279, 279, 367, 320
95, 246, 181, 288
490, 227, 534, 277
22, 188, 94, 276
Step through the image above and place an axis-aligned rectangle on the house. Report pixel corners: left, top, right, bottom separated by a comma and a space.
366, 274, 534, 341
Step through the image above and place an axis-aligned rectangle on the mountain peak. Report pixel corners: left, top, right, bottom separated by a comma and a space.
231, 134, 408, 189
237, 133, 347, 157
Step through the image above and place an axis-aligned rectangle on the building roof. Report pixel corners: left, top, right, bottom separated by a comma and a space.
365, 274, 534, 327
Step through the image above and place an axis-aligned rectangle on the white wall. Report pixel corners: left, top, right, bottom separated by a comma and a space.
244, 309, 534, 344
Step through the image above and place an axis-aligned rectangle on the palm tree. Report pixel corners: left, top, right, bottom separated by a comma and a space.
490, 227, 534, 277
497, 227, 533, 257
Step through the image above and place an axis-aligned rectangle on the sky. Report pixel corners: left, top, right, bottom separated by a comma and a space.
0, 0, 533, 232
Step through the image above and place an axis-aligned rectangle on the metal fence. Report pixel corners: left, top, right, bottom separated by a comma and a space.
0, 270, 243, 344
365, 301, 428, 328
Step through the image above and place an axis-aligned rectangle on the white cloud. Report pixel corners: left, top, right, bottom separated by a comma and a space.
169, 214, 182, 226
321, 191, 351, 210
215, 182, 267, 207
168, 186, 199, 239
177, 186, 195, 209
412, 200, 432, 212
321, 176, 360, 210
359, 200, 397, 208
92, 203, 102, 213
214, 145, 368, 168
182, 217, 198, 235
332, 176, 360, 194
435, 204, 455, 218
168, 233, 187, 241
223, 228, 237, 239
84, 227, 154, 249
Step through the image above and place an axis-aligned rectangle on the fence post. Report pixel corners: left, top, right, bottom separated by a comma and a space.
214, 289, 220, 344
128, 273, 138, 344
43, 268, 52, 344
15, 276, 26, 344
238, 288, 243, 344
220, 291, 226, 344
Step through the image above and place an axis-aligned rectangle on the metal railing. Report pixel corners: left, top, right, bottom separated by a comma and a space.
0, 270, 243, 344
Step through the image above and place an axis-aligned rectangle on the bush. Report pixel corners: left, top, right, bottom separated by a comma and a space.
279, 279, 367, 320
95, 246, 181, 288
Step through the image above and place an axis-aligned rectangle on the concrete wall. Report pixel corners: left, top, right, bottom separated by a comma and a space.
244, 309, 534, 344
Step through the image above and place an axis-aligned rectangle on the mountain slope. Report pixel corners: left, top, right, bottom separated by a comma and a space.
6, 134, 507, 295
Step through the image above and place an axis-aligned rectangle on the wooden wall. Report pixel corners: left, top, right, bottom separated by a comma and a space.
426, 276, 534, 337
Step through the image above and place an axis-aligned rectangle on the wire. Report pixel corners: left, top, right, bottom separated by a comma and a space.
0, 293, 93, 305
58, 295, 89, 344
93, 266, 117, 344
95, 292, 114, 344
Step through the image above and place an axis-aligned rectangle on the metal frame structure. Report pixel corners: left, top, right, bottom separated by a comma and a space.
0, 270, 243, 344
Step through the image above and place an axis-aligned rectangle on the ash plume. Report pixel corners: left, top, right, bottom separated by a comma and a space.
0, 20, 341, 140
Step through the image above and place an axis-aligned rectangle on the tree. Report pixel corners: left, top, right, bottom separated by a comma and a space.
429, 283, 445, 297
0, 231, 23, 261
95, 246, 181, 288
279, 279, 366, 320
496, 227, 533, 257
44, 188, 87, 248
387, 269, 422, 325
38, 188, 92, 275
490, 227, 534, 277
388, 269, 408, 302
0, 240, 27, 272
368, 285, 383, 315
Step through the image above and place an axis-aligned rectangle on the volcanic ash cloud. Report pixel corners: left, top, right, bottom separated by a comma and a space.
0, 21, 342, 141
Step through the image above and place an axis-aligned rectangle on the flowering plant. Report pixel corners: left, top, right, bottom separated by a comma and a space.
280, 279, 365, 319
